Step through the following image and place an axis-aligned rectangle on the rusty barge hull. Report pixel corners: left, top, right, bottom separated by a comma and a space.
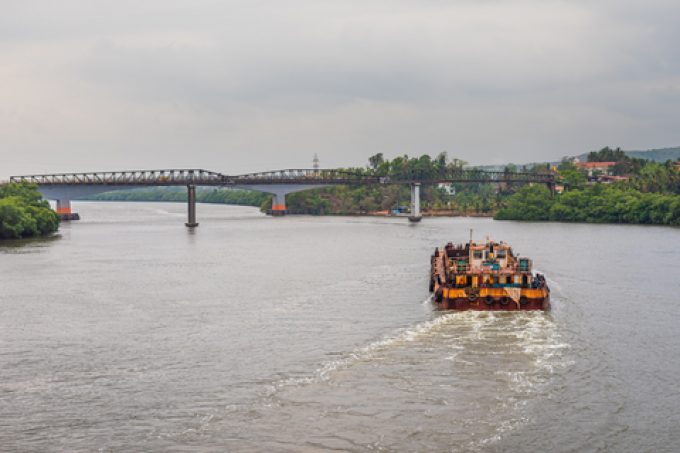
433, 288, 550, 311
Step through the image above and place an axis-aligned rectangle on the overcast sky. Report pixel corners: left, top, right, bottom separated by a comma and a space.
2, 0, 679, 178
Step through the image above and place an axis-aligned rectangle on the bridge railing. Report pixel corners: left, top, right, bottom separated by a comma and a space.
228, 168, 383, 185
10, 169, 226, 186
425, 169, 554, 184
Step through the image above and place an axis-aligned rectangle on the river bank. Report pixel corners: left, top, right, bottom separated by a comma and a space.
362, 209, 493, 218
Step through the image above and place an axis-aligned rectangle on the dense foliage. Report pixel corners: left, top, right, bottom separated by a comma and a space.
587, 146, 648, 176
497, 148, 680, 225
495, 184, 680, 225
0, 183, 60, 239
625, 161, 680, 194
88, 187, 269, 207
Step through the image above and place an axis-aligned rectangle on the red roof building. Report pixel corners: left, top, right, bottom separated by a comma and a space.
575, 161, 616, 176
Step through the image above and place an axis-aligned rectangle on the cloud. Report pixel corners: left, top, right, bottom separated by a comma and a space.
1, 0, 680, 177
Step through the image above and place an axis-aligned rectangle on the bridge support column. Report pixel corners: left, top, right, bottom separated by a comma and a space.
271, 192, 287, 216
409, 183, 422, 222
185, 185, 199, 227
234, 184, 328, 217
56, 199, 80, 221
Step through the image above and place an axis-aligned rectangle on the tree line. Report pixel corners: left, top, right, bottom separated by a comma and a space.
87, 187, 269, 207
497, 148, 680, 225
496, 184, 680, 225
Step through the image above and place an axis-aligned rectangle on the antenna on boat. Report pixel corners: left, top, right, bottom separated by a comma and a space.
469, 228, 473, 245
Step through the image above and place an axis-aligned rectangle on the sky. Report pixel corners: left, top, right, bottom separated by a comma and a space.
2, 0, 680, 178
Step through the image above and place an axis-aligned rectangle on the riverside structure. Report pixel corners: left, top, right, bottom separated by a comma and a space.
10, 168, 555, 226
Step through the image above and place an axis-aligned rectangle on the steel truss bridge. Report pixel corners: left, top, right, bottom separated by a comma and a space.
9, 168, 555, 226
10, 168, 554, 186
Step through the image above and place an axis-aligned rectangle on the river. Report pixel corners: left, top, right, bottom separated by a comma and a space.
1, 202, 679, 452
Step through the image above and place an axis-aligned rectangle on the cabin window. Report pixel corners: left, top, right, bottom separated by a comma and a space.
473, 251, 483, 259
497, 250, 506, 259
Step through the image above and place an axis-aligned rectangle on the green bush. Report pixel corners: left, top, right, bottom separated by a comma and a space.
0, 183, 59, 239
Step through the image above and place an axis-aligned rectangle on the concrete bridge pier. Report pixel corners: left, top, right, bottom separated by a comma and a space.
56, 199, 80, 221
271, 192, 288, 216
234, 184, 328, 217
185, 184, 199, 227
409, 183, 422, 223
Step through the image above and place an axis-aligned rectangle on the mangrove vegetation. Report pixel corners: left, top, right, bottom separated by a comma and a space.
0, 183, 60, 239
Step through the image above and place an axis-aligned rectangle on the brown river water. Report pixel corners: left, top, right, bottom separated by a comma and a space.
1, 202, 679, 452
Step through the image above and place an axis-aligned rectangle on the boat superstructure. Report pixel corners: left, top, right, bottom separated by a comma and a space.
429, 238, 549, 310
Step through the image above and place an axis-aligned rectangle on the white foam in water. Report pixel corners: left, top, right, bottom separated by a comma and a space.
269, 309, 568, 392
470, 310, 573, 451
266, 311, 464, 395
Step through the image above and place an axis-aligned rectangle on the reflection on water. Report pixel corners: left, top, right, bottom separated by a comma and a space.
1, 201, 679, 452
0, 234, 61, 253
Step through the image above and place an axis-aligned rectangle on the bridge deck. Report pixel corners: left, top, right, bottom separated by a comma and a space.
10, 168, 555, 186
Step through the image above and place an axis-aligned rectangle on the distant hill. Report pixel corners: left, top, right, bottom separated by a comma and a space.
624, 147, 680, 162
470, 146, 680, 171
576, 146, 680, 163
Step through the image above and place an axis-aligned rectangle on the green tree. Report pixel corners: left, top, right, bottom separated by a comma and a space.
0, 184, 59, 239
559, 168, 587, 190
495, 185, 554, 221
368, 153, 385, 171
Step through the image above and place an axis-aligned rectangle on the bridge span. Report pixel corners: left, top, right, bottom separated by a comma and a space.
10, 168, 555, 226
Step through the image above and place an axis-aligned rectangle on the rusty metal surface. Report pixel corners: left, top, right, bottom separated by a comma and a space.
9, 169, 225, 186
429, 246, 550, 311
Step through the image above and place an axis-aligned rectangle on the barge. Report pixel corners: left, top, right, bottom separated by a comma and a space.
430, 238, 549, 311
